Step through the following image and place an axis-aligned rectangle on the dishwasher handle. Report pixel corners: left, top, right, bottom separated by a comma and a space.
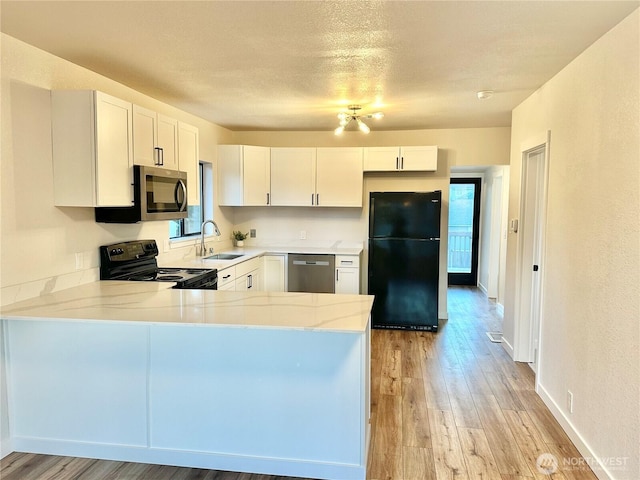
292, 260, 330, 266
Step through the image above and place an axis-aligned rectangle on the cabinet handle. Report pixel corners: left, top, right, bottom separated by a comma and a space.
311, 193, 314, 205
396, 157, 399, 169
401, 156, 404, 169
154, 147, 164, 166
222, 274, 231, 280
248, 274, 253, 289
316, 193, 319, 205
266, 192, 270, 205
336, 270, 339, 281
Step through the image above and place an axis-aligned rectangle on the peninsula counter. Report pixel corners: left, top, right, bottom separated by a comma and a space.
1, 282, 374, 480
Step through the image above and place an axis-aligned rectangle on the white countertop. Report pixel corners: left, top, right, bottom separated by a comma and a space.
1, 281, 373, 333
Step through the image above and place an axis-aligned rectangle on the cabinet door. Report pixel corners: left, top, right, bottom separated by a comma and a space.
178, 122, 199, 206
316, 148, 363, 207
95, 92, 134, 206
235, 270, 260, 291
263, 255, 286, 292
157, 115, 178, 170
335, 268, 359, 294
270, 148, 316, 206
243, 146, 271, 206
132, 105, 157, 167
217, 145, 243, 206
363, 146, 400, 171
399, 146, 438, 171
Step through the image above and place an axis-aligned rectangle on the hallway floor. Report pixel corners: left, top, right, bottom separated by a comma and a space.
1, 287, 595, 480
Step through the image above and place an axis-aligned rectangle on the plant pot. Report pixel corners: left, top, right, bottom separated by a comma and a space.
235, 240, 244, 247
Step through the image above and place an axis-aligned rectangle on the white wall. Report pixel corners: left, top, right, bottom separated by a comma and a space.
504, 10, 639, 480
0, 34, 235, 305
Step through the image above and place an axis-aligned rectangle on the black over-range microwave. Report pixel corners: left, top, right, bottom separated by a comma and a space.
95, 165, 188, 223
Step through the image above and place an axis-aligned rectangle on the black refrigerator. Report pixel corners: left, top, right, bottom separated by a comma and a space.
368, 191, 441, 331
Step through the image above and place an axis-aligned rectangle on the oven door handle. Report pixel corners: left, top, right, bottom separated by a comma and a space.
174, 179, 188, 212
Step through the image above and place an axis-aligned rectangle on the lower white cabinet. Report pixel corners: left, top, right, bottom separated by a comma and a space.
217, 266, 236, 290
219, 257, 262, 292
263, 254, 286, 292
335, 255, 361, 295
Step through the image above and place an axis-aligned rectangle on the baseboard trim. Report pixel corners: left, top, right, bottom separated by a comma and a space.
10, 437, 366, 480
536, 384, 615, 480
501, 336, 514, 359
0, 438, 12, 459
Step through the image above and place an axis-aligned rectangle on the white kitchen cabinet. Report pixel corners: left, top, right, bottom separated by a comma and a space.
363, 145, 437, 172
51, 90, 133, 207
263, 254, 286, 292
335, 255, 361, 295
132, 105, 178, 169
218, 145, 271, 206
271, 147, 363, 207
270, 147, 316, 206
316, 148, 363, 207
217, 266, 237, 290
178, 122, 200, 206
233, 256, 263, 292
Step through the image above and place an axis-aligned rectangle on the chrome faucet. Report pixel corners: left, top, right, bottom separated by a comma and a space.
199, 220, 221, 256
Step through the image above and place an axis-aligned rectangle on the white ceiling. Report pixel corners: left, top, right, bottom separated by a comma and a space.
2, 1, 638, 132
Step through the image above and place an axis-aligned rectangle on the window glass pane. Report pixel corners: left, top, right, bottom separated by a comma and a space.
448, 183, 475, 273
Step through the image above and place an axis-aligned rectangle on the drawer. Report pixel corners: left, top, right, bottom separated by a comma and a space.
235, 256, 261, 277
336, 255, 359, 269
217, 266, 236, 288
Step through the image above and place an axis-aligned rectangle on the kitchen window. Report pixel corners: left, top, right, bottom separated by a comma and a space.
169, 162, 209, 239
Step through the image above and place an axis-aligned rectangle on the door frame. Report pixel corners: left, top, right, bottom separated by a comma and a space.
448, 177, 482, 286
514, 131, 551, 379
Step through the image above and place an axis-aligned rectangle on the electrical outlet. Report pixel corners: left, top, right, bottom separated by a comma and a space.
300, 230, 306, 240
250, 229, 256, 238
567, 390, 574, 414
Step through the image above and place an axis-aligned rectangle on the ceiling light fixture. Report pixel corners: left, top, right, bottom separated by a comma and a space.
334, 105, 383, 135
476, 90, 494, 100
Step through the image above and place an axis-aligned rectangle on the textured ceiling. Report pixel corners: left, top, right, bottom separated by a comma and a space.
2, 1, 638, 131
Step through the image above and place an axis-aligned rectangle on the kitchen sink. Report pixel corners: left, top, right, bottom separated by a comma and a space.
204, 253, 244, 260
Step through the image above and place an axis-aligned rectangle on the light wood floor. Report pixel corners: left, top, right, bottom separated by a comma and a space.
1, 287, 594, 480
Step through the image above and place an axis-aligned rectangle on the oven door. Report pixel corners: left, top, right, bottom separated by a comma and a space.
137, 165, 188, 221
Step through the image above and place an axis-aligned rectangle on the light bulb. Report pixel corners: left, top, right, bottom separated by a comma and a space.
371, 112, 384, 120
357, 118, 370, 134
334, 125, 345, 135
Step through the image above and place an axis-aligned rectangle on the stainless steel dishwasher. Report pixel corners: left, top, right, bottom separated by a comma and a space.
287, 254, 335, 293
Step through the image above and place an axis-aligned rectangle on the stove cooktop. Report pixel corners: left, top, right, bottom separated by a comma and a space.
100, 240, 218, 290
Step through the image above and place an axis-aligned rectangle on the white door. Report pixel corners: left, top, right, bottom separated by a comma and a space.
517, 145, 547, 371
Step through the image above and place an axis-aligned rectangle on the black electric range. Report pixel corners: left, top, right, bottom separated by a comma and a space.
100, 239, 218, 290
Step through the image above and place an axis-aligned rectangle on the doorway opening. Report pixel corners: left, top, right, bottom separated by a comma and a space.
448, 178, 481, 286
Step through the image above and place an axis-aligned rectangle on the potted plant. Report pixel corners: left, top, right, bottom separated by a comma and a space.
232, 230, 249, 247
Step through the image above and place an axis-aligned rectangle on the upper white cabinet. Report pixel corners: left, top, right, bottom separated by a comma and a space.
316, 148, 363, 207
363, 146, 438, 172
218, 145, 271, 206
177, 122, 200, 206
270, 147, 363, 207
270, 148, 316, 206
51, 90, 133, 207
132, 105, 178, 170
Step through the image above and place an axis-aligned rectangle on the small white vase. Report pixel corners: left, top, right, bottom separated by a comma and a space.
236, 240, 244, 247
